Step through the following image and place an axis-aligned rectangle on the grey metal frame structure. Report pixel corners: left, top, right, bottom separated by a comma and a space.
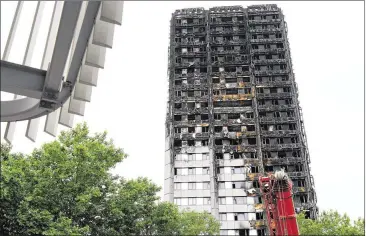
1, 1, 123, 143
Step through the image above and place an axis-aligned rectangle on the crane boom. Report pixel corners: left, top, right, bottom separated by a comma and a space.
259, 170, 300, 236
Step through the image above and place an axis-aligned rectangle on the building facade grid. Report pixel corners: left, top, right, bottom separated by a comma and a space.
164, 4, 317, 236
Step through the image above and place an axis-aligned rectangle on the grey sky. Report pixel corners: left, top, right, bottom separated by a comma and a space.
1, 1, 364, 220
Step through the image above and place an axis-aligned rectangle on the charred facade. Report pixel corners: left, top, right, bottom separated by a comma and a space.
164, 4, 317, 235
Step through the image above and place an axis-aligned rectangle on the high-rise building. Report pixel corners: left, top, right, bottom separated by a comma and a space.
164, 4, 317, 235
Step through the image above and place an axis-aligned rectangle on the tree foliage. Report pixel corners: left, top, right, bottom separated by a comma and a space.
298, 210, 365, 236
0, 123, 219, 235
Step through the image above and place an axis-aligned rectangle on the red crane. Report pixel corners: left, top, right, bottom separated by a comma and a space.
259, 170, 300, 236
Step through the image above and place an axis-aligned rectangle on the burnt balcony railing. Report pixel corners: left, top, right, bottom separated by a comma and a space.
255, 80, 292, 86
173, 132, 209, 139
173, 120, 210, 126
257, 104, 296, 111
174, 72, 208, 79
256, 92, 292, 99
214, 131, 256, 139
250, 48, 286, 54
260, 130, 299, 137
248, 18, 282, 24
261, 143, 303, 150
259, 116, 297, 123
211, 50, 247, 55
174, 41, 206, 46
174, 95, 209, 103
174, 51, 207, 56
173, 106, 209, 114
211, 60, 250, 66
214, 118, 255, 126
210, 29, 246, 35
211, 39, 247, 46
252, 58, 287, 65
211, 71, 251, 77
175, 83, 209, 91
175, 31, 206, 37
214, 144, 257, 152
209, 20, 246, 26
175, 21, 206, 27
263, 157, 304, 165
175, 61, 207, 67
213, 94, 253, 101
254, 69, 289, 76
212, 82, 253, 90
249, 27, 283, 33
250, 38, 284, 44
247, 5, 280, 14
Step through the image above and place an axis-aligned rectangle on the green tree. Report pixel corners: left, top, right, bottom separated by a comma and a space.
298, 210, 365, 235
180, 210, 221, 235
1, 123, 220, 235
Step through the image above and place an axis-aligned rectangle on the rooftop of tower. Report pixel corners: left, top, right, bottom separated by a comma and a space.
173, 4, 281, 15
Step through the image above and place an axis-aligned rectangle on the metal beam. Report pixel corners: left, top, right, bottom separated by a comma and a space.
41, 1, 82, 95
4, 1, 45, 144
1, 60, 46, 98
26, 1, 63, 141
0, 1, 101, 122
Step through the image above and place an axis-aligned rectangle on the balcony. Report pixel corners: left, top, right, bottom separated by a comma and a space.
174, 72, 208, 79
209, 20, 246, 26
210, 29, 246, 35
247, 5, 280, 14
175, 61, 207, 68
175, 31, 206, 37
215, 144, 257, 152
213, 94, 253, 102
257, 104, 296, 111
214, 118, 255, 126
175, 21, 206, 27
212, 60, 250, 66
173, 132, 210, 139
248, 18, 282, 24
174, 120, 210, 127
175, 83, 209, 91
255, 80, 292, 87
256, 92, 292, 99
214, 131, 256, 139
261, 143, 303, 150
252, 58, 287, 65
260, 130, 298, 137
254, 69, 289, 76
259, 116, 297, 123
174, 41, 206, 46
249, 27, 283, 33
211, 49, 247, 55
210, 39, 247, 46
213, 106, 253, 114
211, 71, 251, 77
250, 38, 284, 44
251, 48, 286, 54
263, 157, 304, 166
174, 51, 207, 56
174, 145, 210, 154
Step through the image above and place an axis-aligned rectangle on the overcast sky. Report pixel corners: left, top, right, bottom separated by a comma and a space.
1, 1, 364, 220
